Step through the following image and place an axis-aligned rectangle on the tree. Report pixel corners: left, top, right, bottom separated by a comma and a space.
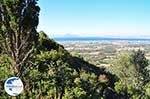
110, 52, 133, 85
0, 0, 40, 76
131, 50, 149, 91
112, 52, 133, 98
111, 50, 150, 98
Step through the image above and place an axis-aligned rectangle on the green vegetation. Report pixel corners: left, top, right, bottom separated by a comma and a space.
109, 50, 150, 99
0, 31, 117, 98
0, 0, 40, 77
0, 0, 150, 99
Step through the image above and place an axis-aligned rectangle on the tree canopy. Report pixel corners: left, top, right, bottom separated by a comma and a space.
0, 0, 40, 76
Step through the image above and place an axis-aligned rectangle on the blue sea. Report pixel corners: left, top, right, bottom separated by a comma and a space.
53, 37, 150, 42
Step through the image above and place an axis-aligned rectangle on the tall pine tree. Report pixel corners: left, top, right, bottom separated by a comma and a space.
0, 0, 40, 77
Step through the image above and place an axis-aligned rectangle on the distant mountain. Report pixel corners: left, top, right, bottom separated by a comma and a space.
50, 33, 80, 38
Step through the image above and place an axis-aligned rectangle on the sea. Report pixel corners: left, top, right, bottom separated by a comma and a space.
53, 37, 150, 42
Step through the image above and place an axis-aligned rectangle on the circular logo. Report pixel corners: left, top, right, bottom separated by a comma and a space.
4, 77, 24, 96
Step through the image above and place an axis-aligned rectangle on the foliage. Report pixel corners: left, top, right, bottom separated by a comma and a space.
110, 50, 150, 99
0, 54, 13, 98
131, 50, 150, 89
0, 0, 40, 76
0, 31, 118, 98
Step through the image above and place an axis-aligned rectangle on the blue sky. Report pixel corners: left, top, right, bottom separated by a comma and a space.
38, 0, 150, 38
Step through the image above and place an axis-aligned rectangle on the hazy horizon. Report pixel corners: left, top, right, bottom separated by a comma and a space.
38, 0, 150, 38
46, 33, 150, 38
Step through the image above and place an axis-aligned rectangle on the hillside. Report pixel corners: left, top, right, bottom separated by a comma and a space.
0, 32, 118, 99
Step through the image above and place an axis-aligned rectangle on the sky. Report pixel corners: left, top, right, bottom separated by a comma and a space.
38, 0, 150, 38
